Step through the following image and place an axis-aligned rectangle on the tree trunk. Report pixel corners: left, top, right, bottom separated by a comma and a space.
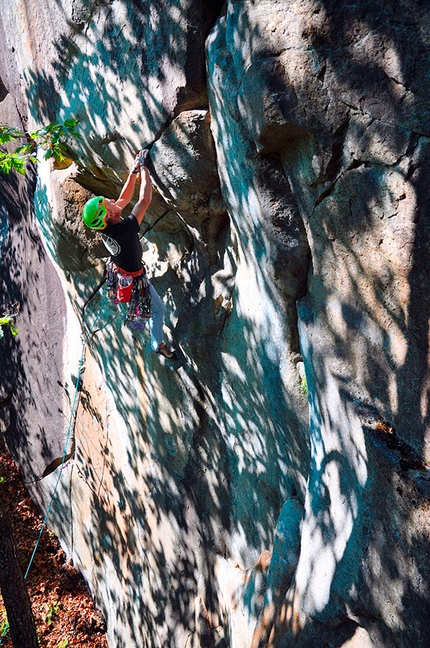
0, 498, 39, 648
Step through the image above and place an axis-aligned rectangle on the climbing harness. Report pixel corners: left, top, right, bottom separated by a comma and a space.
106, 259, 152, 330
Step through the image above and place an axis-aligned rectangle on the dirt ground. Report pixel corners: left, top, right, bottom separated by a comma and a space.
0, 437, 108, 648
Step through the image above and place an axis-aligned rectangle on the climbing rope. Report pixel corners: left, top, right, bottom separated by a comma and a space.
23, 292, 105, 580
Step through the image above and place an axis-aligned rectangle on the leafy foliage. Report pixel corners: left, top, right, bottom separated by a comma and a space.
0, 316, 18, 340
0, 119, 81, 175
0, 610, 10, 644
300, 375, 308, 396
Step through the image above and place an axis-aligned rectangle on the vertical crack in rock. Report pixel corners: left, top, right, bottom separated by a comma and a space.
254, 154, 311, 355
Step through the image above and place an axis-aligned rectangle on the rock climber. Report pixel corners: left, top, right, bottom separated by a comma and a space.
81, 149, 174, 359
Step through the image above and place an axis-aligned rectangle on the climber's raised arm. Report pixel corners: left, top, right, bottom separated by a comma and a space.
114, 150, 151, 224
131, 165, 152, 225
115, 150, 146, 210
115, 169, 138, 210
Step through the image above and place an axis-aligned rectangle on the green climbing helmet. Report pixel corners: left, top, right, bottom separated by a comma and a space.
82, 196, 108, 230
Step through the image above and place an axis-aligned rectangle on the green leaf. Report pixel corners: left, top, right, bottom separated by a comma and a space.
15, 143, 32, 154
9, 154, 26, 175
0, 149, 26, 175
0, 125, 23, 143
46, 122, 59, 132
0, 316, 18, 338
0, 156, 12, 174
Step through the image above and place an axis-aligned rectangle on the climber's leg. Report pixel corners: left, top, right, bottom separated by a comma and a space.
148, 283, 166, 351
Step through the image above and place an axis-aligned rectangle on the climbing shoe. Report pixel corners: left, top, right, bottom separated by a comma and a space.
156, 342, 174, 359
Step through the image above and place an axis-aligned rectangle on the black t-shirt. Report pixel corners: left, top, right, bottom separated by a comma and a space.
101, 214, 143, 273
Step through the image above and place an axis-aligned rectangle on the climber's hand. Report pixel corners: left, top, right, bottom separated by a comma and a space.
137, 149, 149, 169
130, 155, 140, 174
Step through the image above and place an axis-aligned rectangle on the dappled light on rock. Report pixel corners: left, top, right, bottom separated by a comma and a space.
1, 1, 430, 647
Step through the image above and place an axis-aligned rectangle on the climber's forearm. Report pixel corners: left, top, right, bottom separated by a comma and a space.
115, 171, 138, 209
139, 167, 152, 205
131, 168, 152, 225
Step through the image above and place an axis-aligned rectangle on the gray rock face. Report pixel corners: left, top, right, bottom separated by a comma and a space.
149, 109, 229, 264
1, 1, 430, 647
0, 166, 69, 480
